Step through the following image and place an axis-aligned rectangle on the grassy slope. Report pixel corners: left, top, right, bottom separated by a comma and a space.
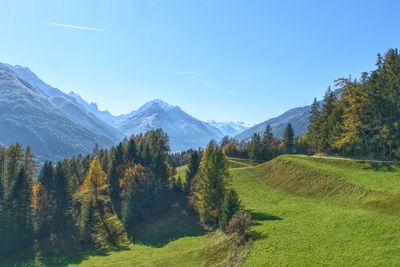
293, 155, 400, 193
227, 157, 258, 169
231, 155, 400, 266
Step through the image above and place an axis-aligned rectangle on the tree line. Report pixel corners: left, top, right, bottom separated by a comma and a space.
306, 48, 400, 160
218, 123, 308, 162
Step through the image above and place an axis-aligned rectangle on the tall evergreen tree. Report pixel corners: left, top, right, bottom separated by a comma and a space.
248, 133, 264, 161
52, 162, 73, 233
191, 141, 230, 229
108, 144, 124, 214
36, 161, 55, 237
307, 98, 321, 150
185, 151, 200, 193
220, 189, 242, 230
80, 198, 96, 244
125, 138, 137, 164
283, 123, 295, 154
3, 167, 33, 255
262, 125, 274, 160
318, 87, 338, 153
5, 143, 22, 191
262, 125, 273, 147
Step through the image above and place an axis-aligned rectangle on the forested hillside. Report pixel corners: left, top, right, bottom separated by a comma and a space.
306, 48, 400, 160
0, 130, 251, 266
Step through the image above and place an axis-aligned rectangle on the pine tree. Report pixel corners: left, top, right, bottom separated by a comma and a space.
262, 125, 274, 160
220, 189, 242, 230
121, 164, 153, 232
125, 138, 137, 164
248, 133, 264, 161
108, 144, 124, 214
185, 151, 200, 193
192, 141, 230, 229
80, 198, 96, 244
52, 162, 72, 233
318, 87, 338, 153
37, 161, 55, 237
5, 143, 22, 190
307, 98, 321, 150
283, 123, 295, 154
0, 145, 35, 256
262, 125, 273, 147
4, 167, 33, 255
121, 180, 139, 231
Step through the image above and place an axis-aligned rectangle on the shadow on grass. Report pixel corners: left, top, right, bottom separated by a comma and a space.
2, 195, 204, 266
247, 211, 282, 241
131, 207, 205, 247
364, 161, 395, 172
249, 211, 282, 222
0, 244, 130, 267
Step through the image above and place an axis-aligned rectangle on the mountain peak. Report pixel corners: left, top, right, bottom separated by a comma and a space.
138, 99, 175, 113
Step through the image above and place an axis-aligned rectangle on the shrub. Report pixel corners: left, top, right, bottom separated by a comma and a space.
225, 212, 254, 242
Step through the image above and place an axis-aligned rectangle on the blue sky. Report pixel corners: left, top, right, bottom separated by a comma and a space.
1, 0, 400, 124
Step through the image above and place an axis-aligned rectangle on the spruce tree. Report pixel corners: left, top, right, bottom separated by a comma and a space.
52, 162, 72, 233
80, 198, 96, 244
308, 98, 321, 150
192, 141, 230, 229
220, 189, 242, 230
5, 143, 22, 190
283, 123, 295, 154
262, 125, 274, 160
108, 144, 124, 214
37, 161, 55, 237
121, 179, 139, 231
125, 138, 137, 164
4, 167, 33, 254
262, 125, 273, 147
319, 87, 338, 153
185, 151, 200, 193
248, 133, 264, 161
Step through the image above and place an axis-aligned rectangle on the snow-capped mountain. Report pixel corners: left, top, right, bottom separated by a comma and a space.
118, 100, 224, 152
0, 61, 323, 159
1, 63, 124, 143
0, 65, 117, 161
206, 120, 252, 136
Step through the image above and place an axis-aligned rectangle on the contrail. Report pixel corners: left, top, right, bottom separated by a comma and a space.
50, 23, 105, 32
173, 71, 195, 75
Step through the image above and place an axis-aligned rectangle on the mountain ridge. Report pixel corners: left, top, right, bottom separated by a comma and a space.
0, 66, 116, 161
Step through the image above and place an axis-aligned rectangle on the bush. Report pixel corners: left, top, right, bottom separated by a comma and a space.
225, 212, 254, 242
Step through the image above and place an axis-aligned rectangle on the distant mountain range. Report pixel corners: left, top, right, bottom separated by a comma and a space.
235, 106, 311, 141
0, 63, 316, 160
207, 120, 252, 137
118, 100, 224, 151
235, 89, 343, 142
0, 64, 226, 160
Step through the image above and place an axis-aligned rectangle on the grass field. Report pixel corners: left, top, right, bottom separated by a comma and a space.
5, 155, 400, 266
232, 155, 400, 266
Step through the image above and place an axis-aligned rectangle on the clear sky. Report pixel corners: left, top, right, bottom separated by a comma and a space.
1, 0, 400, 124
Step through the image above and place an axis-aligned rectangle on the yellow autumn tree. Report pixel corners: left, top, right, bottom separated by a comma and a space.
80, 156, 120, 245
81, 156, 108, 202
